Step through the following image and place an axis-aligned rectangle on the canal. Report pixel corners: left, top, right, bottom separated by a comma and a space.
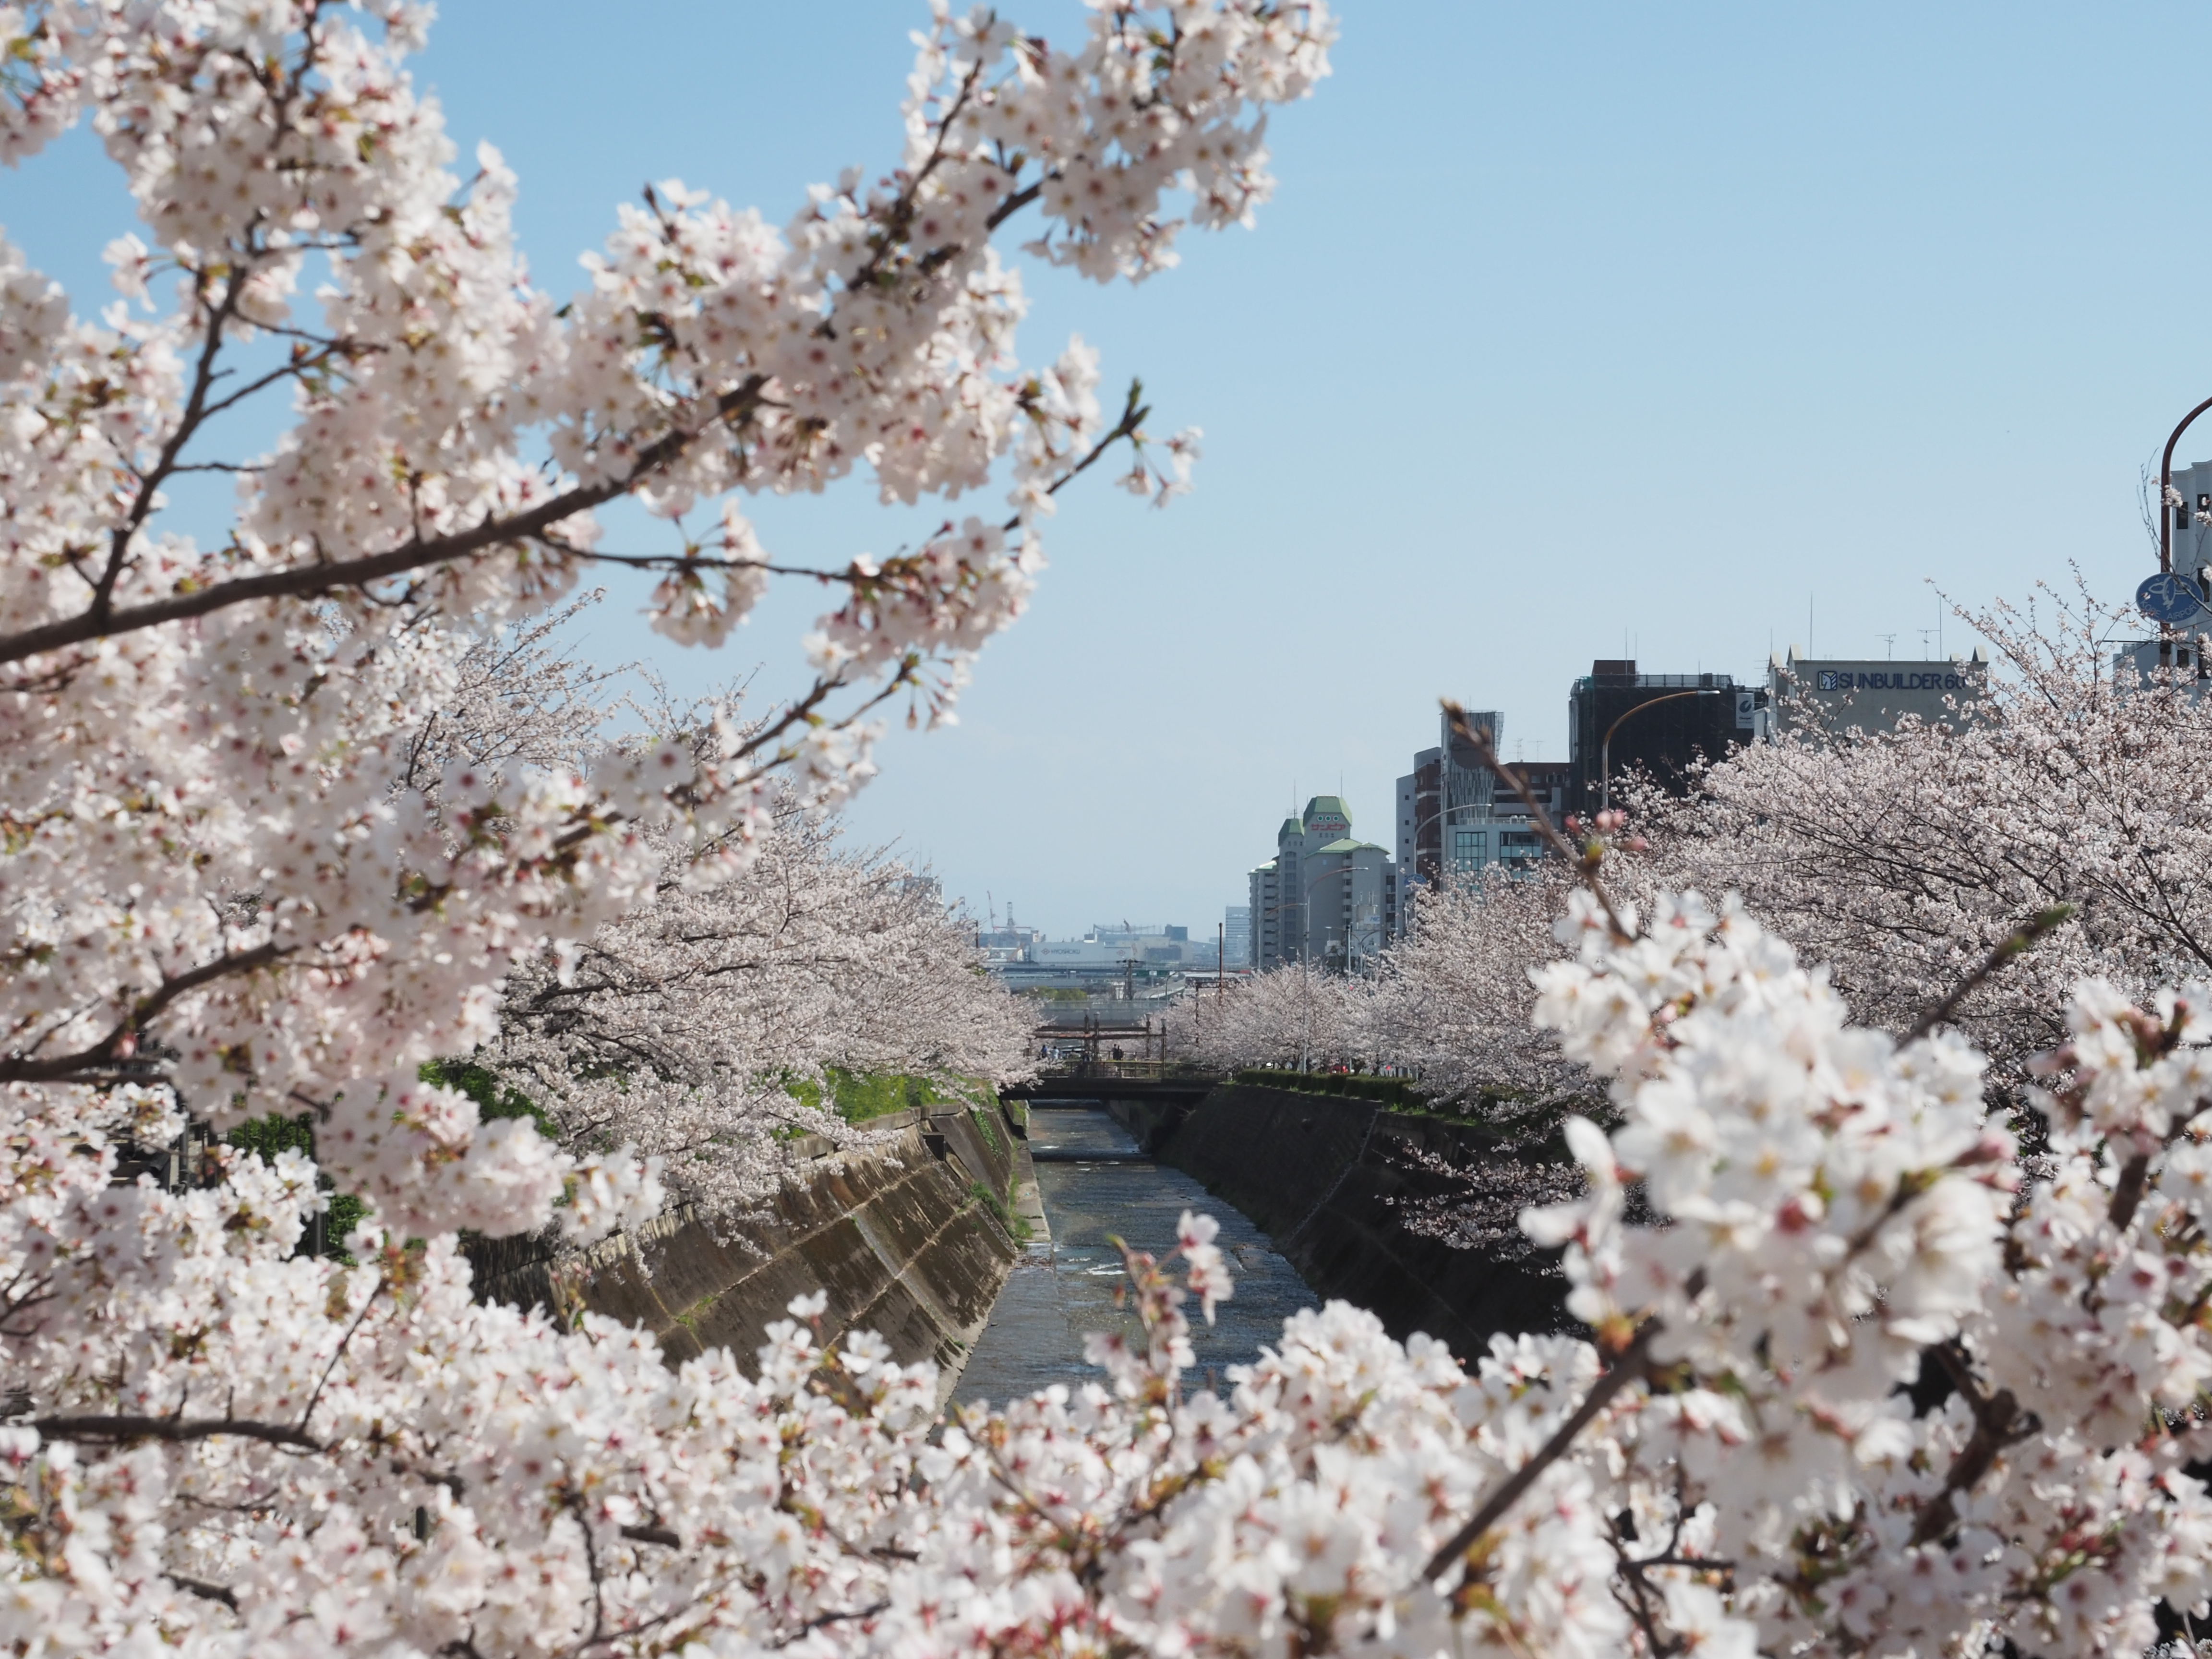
954, 1105, 1319, 1404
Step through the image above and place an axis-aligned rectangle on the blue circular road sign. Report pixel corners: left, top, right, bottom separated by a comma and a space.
2138, 572, 2210, 623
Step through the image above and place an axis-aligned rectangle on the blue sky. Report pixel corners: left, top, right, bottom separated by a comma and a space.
5, 3, 2205, 937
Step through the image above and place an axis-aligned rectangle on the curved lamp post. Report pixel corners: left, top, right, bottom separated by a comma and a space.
2162, 394, 2212, 577
1599, 687, 1721, 813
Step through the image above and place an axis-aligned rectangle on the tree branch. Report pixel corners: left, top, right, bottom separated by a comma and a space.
1443, 700, 1635, 942
163, 1573, 239, 1611
1904, 905, 2075, 1042
1420, 1319, 1660, 1584
1908, 1344, 2038, 1546
0, 379, 767, 669
32, 1414, 325, 1452
0, 940, 288, 1084
996, 379, 1150, 534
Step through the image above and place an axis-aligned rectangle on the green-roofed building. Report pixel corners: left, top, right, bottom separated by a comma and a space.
1247, 795, 1397, 974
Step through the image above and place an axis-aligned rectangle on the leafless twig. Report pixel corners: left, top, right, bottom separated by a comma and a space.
1441, 701, 1634, 942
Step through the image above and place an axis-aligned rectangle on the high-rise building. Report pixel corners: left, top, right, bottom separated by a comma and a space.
1223, 905, 1252, 968
1250, 796, 1396, 971
1395, 748, 1441, 901
1393, 712, 1567, 932
2170, 457, 2212, 585
1568, 661, 1745, 816
1439, 709, 1505, 878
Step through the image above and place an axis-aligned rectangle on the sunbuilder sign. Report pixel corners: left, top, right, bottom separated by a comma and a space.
1816, 669, 1975, 692
1778, 659, 1986, 736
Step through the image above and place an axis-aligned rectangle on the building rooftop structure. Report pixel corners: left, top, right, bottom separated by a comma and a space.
1569, 661, 1746, 814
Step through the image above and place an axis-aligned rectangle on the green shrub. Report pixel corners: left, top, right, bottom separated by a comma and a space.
817, 1069, 1000, 1125
968, 1178, 1030, 1243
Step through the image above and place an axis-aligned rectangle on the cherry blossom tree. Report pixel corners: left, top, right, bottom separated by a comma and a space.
1178, 959, 1366, 1072
1640, 580, 2208, 1092
0, 0, 1333, 1224
17, 2, 2212, 1650
388, 592, 627, 822
1365, 867, 1592, 1113
491, 808, 1034, 1221
27, 828, 2212, 1655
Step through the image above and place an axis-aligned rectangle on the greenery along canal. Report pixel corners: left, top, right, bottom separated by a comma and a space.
954, 1106, 1318, 1403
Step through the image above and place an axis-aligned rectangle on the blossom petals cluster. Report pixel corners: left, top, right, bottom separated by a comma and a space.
1522, 886, 2212, 1656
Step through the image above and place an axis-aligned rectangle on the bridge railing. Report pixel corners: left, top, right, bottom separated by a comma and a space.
1026, 1060, 1214, 1083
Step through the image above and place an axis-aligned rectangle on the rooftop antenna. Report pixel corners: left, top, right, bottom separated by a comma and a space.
1916, 628, 1936, 656
1877, 633, 1896, 660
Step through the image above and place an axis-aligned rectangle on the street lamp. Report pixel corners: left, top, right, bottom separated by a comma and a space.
2157, 396, 2212, 671
2161, 395, 2212, 578
1599, 687, 1722, 813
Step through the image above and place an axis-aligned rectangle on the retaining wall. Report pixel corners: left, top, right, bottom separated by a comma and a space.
465, 1103, 1024, 1392
1116, 1084, 1572, 1359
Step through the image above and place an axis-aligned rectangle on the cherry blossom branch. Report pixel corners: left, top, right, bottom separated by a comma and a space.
0, 939, 289, 1084
0, 378, 769, 667
1909, 1344, 2039, 1546
1420, 1318, 1661, 1584
30, 1414, 325, 1452
1904, 904, 2075, 1042
2111, 1153, 2155, 1230
997, 380, 1151, 532
765, 1603, 892, 1649
163, 1573, 239, 1611
841, 59, 988, 295
566, 378, 1147, 586
91, 261, 251, 621
298, 1279, 383, 1435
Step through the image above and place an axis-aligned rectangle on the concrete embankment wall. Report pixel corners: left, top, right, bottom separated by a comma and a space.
1112, 1084, 1570, 1360
464, 1103, 1025, 1388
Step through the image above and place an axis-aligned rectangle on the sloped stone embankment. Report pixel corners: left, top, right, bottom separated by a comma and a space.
463, 1104, 1027, 1396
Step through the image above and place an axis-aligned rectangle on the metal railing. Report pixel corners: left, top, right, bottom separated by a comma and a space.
1029, 1059, 1215, 1083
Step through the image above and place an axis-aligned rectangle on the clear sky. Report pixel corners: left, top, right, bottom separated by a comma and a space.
6, 3, 2207, 938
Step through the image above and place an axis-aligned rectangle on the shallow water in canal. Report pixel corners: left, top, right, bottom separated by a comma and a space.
954, 1106, 1319, 1405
